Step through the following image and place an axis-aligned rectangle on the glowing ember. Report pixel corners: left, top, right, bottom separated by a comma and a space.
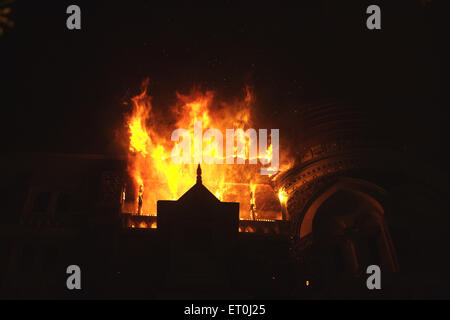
278, 187, 288, 204
250, 182, 257, 220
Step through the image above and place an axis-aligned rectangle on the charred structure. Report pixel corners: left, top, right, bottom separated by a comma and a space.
0, 100, 448, 299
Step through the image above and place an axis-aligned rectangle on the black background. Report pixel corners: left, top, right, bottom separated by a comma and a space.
0, 0, 448, 171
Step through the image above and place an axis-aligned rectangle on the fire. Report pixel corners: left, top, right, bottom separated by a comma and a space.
250, 182, 257, 220
128, 84, 152, 157
278, 187, 288, 204
122, 80, 290, 219
138, 221, 147, 228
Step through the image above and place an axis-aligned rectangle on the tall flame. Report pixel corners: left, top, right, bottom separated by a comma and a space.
123, 80, 289, 219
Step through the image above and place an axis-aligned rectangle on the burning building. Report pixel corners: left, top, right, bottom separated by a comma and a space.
120, 81, 289, 222
0, 86, 448, 299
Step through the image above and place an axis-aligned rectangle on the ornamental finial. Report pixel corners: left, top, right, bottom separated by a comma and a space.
196, 164, 202, 184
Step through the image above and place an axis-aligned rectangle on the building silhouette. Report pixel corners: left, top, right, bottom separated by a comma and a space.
0, 101, 448, 299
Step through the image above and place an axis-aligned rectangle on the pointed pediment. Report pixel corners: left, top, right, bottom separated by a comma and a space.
156, 164, 239, 235
178, 182, 220, 205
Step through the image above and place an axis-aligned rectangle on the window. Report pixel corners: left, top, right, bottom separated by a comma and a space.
333, 244, 344, 273
32, 192, 51, 213
367, 236, 381, 265
19, 245, 35, 272
56, 192, 71, 214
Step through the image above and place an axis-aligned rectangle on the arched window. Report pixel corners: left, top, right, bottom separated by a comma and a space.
311, 189, 396, 275
32, 192, 51, 214
56, 192, 71, 214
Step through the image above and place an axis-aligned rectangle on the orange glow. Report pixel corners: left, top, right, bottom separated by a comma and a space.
123, 80, 292, 219
250, 182, 257, 220
138, 221, 147, 229
278, 187, 288, 204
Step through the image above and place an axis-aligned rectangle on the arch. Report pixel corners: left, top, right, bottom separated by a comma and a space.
299, 178, 386, 239
298, 177, 398, 272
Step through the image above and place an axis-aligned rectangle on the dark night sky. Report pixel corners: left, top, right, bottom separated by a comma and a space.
0, 0, 448, 168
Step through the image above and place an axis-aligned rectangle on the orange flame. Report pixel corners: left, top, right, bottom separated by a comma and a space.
123, 80, 290, 219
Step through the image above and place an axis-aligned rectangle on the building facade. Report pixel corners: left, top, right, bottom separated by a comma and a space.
0, 101, 448, 299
